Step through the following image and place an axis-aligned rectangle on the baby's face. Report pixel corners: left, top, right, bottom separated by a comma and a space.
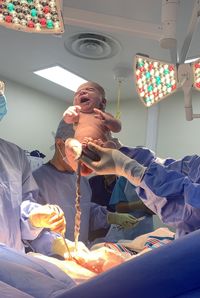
74, 83, 104, 113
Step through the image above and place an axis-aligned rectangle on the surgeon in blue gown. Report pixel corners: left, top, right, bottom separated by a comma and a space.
80, 142, 200, 238
0, 82, 72, 257
33, 120, 138, 245
107, 176, 154, 241
0, 83, 78, 297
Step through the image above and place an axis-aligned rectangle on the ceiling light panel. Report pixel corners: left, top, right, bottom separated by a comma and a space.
34, 66, 87, 92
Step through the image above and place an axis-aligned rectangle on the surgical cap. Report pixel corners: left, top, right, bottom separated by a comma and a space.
55, 120, 75, 140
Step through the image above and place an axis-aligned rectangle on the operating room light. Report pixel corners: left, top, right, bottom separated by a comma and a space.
0, 0, 64, 33
134, 54, 200, 121
34, 66, 87, 92
192, 60, 200, 91
134, 55, 178, 107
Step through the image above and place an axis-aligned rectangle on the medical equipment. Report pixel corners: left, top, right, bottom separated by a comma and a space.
134, 0, 200, 121
0, 0, 64, 34
134, 54, 200, 121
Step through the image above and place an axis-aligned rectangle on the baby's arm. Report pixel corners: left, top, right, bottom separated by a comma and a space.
63, 105, 81, 124
94, 108, 121, 133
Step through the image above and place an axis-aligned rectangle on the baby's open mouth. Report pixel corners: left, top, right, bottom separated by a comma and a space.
80, 97, 90, 103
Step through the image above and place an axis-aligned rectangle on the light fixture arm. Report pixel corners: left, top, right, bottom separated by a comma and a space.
182, 85, 193, 121
183, 87, 200, 120
160, 0, 179, 49
178, 63, 200, 120
179, 0, 200, 63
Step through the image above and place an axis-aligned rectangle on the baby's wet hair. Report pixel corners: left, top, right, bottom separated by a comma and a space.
87, 81, 105, 98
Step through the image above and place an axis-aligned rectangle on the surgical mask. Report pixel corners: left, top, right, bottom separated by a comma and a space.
57, 140, 78, 172
57, 141, 69, 163
0, 95, 7, 121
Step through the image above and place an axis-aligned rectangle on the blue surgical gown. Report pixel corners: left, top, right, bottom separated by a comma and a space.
0, 244, 75, 298
0, 138, 61, 255
108, 176, 153, 241
119, 145, 156, 166
122, 147, 200, 237
33, 162, 109, 244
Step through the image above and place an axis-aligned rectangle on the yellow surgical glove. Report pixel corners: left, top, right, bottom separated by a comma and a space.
29, 204, 66, 236
107, 212, 139, 229
65, 239, 90, 255
52, 237, 70, 259
52, 237, 89, 259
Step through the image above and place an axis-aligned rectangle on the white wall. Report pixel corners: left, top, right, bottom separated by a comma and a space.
108, 98, 148, 148
0, 78, 67, 161
157, 90, 200, 159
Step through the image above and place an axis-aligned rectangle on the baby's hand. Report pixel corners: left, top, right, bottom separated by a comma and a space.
93, 108, 113, 127
94, 108, 121, 133
93, 108, 106, 121
63, 105, 81, 123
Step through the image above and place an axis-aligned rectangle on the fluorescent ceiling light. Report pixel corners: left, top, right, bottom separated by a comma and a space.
34, 66, 87, 92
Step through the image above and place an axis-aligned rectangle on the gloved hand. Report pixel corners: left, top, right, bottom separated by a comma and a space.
107, 212, 139, 229
52, 237, 89, 259
66, 239, 90, 256
52, 237, 71, 259
29, 204, 66, 236
80, 143, 147, 186
63, 105, 81, 124
65, 137, 82, 160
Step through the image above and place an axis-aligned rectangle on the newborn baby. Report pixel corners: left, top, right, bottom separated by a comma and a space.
63, 81, 121, 175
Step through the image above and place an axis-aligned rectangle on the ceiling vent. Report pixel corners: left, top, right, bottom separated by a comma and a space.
64, 33, 121, 60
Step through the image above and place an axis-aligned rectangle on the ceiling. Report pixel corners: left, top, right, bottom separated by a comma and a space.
0, 0, 199, 103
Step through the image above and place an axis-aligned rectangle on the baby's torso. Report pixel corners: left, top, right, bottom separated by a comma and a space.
75, 112, 109, 143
